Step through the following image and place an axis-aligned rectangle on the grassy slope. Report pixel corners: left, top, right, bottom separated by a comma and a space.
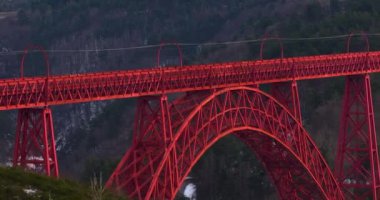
0, 167, 127, 200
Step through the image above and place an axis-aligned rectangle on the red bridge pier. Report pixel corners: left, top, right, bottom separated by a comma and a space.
12, 45, 58, 177
12, 107, 59, 177
335, 74, 380, 199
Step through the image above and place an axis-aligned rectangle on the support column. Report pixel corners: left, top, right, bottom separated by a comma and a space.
13, 108, 59, 177
335, 74, 380, 200
106, 95, 176, 200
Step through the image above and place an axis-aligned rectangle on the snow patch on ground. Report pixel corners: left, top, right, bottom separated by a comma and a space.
5, 161, 12, 167
23, 187, 38, 195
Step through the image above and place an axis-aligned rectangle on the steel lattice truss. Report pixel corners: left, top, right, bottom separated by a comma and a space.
1, 51, 380, 110
335, 75, 380, 199
13, 108, 58, 177
8, 50, 380, 200
106, 87, 344, 200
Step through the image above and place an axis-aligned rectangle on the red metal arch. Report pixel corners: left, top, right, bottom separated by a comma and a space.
346, 32, 370, 53
20, 44, 51, 79
107, 87, 343, 200
259, 35, 284, 60
19, 45, 51, 106
156, 42, 183, 67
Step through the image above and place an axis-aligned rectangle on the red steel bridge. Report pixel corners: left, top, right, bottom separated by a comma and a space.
4, 40, 380, 199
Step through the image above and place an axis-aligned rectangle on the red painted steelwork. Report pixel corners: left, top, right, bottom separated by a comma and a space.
335, 75, 380, 199
106, 87, 343, 200
259, 35, 284, 59
12, 108, 58, 177
19, 45, 51, 106
260, 80, 303, 199
156, 42, 183, 67
346, 32, 370, 53
5, 44, 380, 200
270, 81, 302, 123
0, 51, 380, 110
20, 45, 51, 79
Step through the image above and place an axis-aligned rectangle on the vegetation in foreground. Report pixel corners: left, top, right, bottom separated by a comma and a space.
0, 167, 127, 200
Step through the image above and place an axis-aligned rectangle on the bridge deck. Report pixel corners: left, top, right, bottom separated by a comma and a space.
1, 51, 379, 110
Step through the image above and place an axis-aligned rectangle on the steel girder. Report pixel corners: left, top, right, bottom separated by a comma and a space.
12, 107, 59, 177
335, 75, 380, 199
106, 86, 343, 200
0, 51, 380, 110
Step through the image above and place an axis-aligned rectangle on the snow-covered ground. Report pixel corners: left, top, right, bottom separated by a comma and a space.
23, 187, 38, 195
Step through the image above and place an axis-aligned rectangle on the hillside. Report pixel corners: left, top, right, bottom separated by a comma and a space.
1, 0, 380, 199
0, 167, 126, 200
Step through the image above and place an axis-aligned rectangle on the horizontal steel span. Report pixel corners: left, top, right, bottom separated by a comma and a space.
1, 51, 380, 110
